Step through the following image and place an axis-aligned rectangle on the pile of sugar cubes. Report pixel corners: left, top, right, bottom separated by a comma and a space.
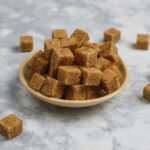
22, 28, 122, 100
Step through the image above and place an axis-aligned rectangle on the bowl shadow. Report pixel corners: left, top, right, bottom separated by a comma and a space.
7, 75, 107, 121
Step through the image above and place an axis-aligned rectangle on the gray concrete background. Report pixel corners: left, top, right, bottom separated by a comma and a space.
0, 0, 150, 149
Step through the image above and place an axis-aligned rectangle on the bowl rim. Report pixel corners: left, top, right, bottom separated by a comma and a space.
19, 50, 130, 107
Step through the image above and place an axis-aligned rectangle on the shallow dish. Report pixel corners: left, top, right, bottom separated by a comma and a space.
19, 50, 129, 108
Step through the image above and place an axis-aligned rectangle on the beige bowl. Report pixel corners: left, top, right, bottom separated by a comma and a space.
19, 50, 129, 108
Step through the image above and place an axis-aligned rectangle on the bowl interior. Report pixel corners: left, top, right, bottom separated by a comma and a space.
19, 51, 129, 108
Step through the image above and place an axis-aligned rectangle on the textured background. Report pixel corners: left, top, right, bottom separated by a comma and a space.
0, 0, 150, 150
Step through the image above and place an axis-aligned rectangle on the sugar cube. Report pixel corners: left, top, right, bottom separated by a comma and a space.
0, 114, 23, 140
49, 48, 74, 77
65, 85, 86, 100
20, 36, 33, 52
136, 34, 149, 50
75, 46, 98, 67
29, 73, 46, 91
71, 29, 89, 47
81, 67, 102, 86
95, 57, 111, 71
52, 29, 68, 39
41, 77, 65, 98
104, 28, 121, 43
57, 66, 81, 85
60, 37, 78, 50
143, 84, 150, 101
44, 39, 60, 60
101, 69, 120, 93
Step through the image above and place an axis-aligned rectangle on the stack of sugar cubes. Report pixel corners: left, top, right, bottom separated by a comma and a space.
26, 28, 122, 100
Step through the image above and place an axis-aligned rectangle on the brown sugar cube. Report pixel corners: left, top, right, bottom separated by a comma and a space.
111, 55, 120, 67
83, 41, 97, 49
86, 87, 101, 99
94, 42, 118, 57
26, 67, 35, 80
41, 77, 65, 98
48, 66, 56, 78
101, 69, 120, 94
0, 114, 23, 140
44, 39, 60, 60
27, 52, 49, 79
48, 48, 74, 77
100, 41, 118, 54
93, 42, 102, 49
75, 47, 98, 67
28, 50, 45, 67
81, 67, 102, 86
108, 65, 122, 79
29, 73, 46, 91
20, 36, 33, 52
72, 64, 81, 69
65, 85, 86, 100
100, 41, 119, 63
52, 29, 68, 39
114, 45, 118, 54
71, 29, 89, 47
32, 57, 48, 75
50, 48, 74, 67
43, 74, 49, 78
60, 37, 78, 50
99, 88, 108, 97
143, 84, 150, 101
95, 57, 111, 71
57, 66, 81, 85
83, 41, 100, 54
136, 34, 149, 50
104, 28, 121, 43
92, 42, 103, 56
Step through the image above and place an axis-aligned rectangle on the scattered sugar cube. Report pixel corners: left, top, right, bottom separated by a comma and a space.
20, 36, 33, 52
143, 84, 150, 101
104, 28, 121, 43
0, 114, 23, 140
136, 34, 149, 50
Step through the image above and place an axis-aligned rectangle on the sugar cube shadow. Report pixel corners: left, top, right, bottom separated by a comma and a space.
138, 95, 150, 104
130, 43, 136, 50
12, 46, 21, 53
